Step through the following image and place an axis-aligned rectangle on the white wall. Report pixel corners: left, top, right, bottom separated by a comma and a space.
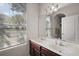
38, 3, 50, 38
27, 3, 39, 40
0, 43, 29, 56
54, 3, 79, 16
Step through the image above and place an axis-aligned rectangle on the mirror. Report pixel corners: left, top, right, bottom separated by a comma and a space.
45, 14, 66, 39
53, 14, 66, 39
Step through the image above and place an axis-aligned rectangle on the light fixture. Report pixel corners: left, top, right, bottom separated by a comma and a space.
51, 6, 55, 10
51, 4, 59, 12
52, 4, 58, 12
42, 4, 59, 15
54, 8, 58, 12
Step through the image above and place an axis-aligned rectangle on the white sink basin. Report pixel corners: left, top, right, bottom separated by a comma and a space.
41, 39, 63, 52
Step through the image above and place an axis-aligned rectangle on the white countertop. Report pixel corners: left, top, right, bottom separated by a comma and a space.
30, 38, 79, 56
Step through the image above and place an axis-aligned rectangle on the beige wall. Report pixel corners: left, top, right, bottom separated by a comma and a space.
27, 3, 39, 39
38, 4, 47, 38
0, 43, 29, 56
53, 3, 79, 16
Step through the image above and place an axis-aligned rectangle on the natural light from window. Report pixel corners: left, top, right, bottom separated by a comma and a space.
0, 3, 26, 49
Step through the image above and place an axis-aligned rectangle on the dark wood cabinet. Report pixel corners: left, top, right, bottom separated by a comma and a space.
29, 40, 60, 56
41, 46, 60, 56
30, 41, 41, 56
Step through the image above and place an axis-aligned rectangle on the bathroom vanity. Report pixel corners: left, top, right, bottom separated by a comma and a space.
29, 38, 79, 56
29, 40, 60, 56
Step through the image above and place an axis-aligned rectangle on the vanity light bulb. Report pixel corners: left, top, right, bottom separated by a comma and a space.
51, 6, 55, 10
54, 8, 58, 12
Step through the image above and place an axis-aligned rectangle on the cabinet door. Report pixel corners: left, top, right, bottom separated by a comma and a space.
30, 41, 41, 56
62, 16, 75, 42
30, 41, 34, 56
33, 48, 40, 56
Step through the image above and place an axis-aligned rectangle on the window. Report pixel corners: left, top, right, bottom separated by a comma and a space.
0, 3, 26, 49
45, 16, 51, 38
